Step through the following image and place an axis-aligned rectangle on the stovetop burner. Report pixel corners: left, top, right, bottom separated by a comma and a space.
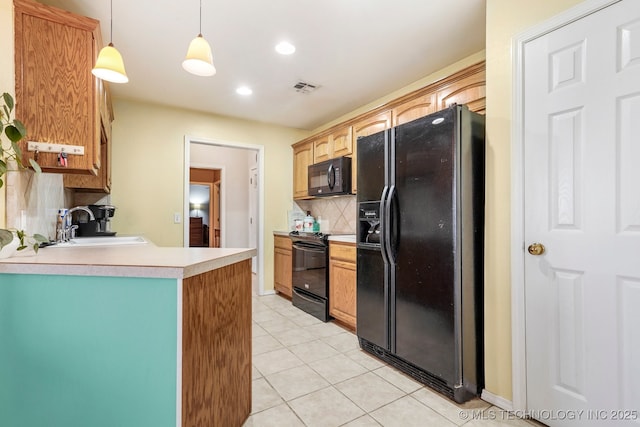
289, 230, 330, 242
289, 230, 327, 237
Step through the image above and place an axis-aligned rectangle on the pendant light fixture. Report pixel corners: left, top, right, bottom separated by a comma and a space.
92, 0, 128, 83
183, 0, 216, 77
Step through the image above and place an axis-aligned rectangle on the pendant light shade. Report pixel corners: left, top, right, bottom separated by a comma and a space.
183, 34, 216, 76
183, 0, 216, 77
92, 0, 128, 83
93, 43, 128, 83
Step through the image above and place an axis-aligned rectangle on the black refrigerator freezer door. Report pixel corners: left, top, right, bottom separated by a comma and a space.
391, 108, 457, 383
357, 130, 387, 203
356, 246, 387, 349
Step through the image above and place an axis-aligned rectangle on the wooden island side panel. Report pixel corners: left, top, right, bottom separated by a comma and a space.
182, 259, 252, 427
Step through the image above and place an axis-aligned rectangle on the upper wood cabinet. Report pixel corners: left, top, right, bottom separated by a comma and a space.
64, 80, 114, 192
351, 111, 391, 194
331, 125, 353, 158
436, 69, 486, 114
313, 135, 331, 163
392, 92, 437, 127
313, 125, 353, 163
14, 0, 104, 176
293, 140, 314, 199
292, 61, 485, 197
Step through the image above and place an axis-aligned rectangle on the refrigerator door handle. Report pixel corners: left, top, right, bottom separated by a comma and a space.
327, 164, 335, 189
379, 186, 390, 264
385, 185, 396, 263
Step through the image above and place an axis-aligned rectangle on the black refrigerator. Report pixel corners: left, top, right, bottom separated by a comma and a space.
356, 104, 484, 403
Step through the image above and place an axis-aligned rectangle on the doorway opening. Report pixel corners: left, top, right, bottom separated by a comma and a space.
189, 169, 221, 248
184, 136, 265, 295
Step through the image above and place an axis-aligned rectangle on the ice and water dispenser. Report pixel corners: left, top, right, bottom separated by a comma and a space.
358, 201, 381, 246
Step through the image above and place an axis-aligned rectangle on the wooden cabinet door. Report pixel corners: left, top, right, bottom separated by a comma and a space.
14, 0, 101, 175
293, 141, 314, 199
329, 242, 356, 329
273, 236, 292, 297
313, 135, 331, 163
331, 126, 353, 158
392, 92, 437, 127
435, 69, 486, 114
351, 111, 391, 194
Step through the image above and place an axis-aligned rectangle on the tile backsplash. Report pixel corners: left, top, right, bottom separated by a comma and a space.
4, 171, 110, 240
295, 195, 357, 234
5, 171, 68, 239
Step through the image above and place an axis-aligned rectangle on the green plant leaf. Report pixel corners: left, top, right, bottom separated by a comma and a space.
2, 105, 9, 121
2, 92, 14, 111
29, 158, 42, 174
13, 119, 26, 138
0, 179, 4, 189
6, 125, 23, 143
0, 159, 6, 175
32, 242, 39, 253
33, 233, 48, 243
0, 229, 12, 249
11, 140, 23, 158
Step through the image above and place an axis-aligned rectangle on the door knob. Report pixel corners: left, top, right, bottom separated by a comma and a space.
527, 243, 545, 256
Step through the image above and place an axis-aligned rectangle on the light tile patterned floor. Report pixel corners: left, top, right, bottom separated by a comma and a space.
243, 291, 544, 427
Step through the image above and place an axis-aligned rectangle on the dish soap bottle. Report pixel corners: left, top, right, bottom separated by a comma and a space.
312, 216, 320, 232
303, 211, 314, 232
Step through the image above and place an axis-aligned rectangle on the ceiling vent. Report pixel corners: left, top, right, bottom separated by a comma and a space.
293, 81, 319, 94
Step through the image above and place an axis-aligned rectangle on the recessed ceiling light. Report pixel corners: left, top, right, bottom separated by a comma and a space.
275, 41, 296, 55
236, 86, 253, 96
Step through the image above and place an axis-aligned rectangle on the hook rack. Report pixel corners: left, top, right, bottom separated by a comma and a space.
27, 141, 85, 156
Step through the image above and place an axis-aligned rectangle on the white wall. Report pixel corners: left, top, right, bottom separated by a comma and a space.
190, 143, 251, 248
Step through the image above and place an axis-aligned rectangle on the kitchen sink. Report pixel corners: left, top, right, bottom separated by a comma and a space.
49, 236, 148, 248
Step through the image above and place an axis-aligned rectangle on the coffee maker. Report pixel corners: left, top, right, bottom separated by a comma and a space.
75, 205, 117, 237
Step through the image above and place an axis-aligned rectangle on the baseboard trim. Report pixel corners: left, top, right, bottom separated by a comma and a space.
481, 389, 514, 411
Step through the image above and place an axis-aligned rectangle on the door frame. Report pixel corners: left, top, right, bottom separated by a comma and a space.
183, 135, 265, 296
510, 0, 620, 412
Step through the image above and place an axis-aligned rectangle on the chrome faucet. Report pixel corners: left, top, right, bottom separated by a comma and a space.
68, 206, 96, 222
56, 206, 96, 242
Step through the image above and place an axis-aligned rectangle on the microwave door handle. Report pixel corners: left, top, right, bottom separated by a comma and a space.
327, 164, 335, 189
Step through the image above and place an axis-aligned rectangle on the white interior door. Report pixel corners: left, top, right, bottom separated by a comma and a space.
523, 1, 640, 425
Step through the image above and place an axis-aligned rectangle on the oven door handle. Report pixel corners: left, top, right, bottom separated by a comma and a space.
292, 243, 326, 253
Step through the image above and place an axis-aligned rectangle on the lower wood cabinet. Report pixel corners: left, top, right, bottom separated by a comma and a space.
329, 240, 357, 329
274, 234, 292, 297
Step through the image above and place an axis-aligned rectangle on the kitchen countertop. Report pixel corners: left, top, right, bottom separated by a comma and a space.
0, 244, 256, 279
328, 235, 356, 244
274, 230, 356, 244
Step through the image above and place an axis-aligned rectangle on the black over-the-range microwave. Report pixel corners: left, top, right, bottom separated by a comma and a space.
308, 156, 352, 197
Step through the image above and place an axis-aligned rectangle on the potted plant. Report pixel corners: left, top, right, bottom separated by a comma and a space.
0, 91, 45, 257
1, 92, 41, 188
0, 228, 48, 258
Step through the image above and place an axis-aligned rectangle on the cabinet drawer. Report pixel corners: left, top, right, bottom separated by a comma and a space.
329, 242, 356, 263
274, 235, 292, 251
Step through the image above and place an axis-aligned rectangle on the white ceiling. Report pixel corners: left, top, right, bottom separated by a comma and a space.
38, 0, 486, 130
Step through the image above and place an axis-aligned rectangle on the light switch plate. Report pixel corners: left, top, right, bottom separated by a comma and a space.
173, 213, 181, 224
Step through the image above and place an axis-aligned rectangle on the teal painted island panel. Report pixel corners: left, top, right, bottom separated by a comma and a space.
0, 274, 178, 427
